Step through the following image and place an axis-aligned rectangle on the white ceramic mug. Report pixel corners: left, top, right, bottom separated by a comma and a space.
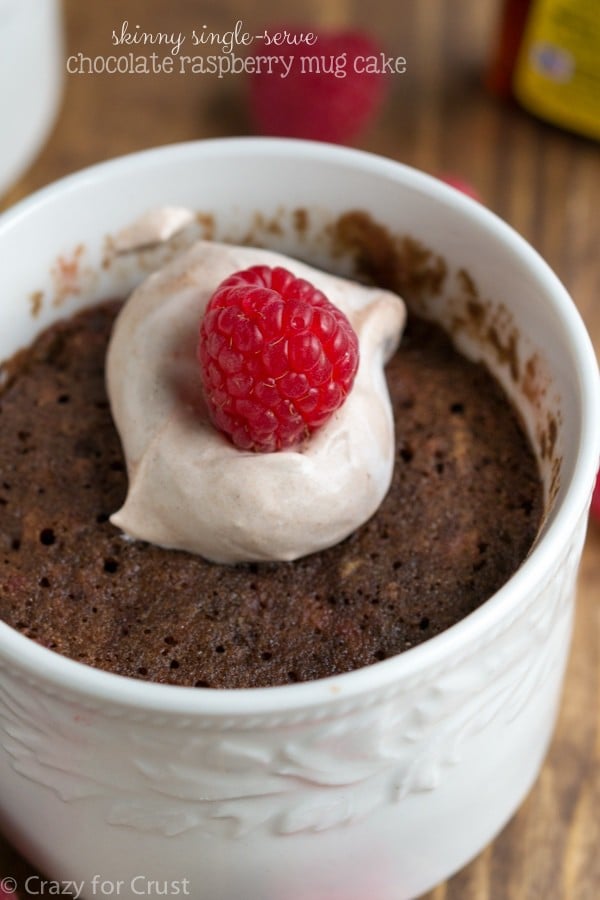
0, 0, 63, 197
0, 139, 598, 900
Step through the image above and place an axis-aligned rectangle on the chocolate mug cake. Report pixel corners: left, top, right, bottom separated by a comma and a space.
0, 139, 597, 900
0, 233, 543, 688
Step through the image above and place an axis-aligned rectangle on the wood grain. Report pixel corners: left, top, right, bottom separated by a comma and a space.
1, 1, 599, 897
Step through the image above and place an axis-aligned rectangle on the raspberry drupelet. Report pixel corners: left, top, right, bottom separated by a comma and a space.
197, 265, 360, 452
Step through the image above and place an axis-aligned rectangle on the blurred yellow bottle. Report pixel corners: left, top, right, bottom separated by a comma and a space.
487, 0, 600, 140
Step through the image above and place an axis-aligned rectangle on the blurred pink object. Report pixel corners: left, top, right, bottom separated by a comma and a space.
590, 470, 600, 522
248, 26, 388, 144
438, 173, 481, 201
0, 883, 17, 899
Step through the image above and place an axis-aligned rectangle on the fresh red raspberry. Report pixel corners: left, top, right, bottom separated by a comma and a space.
198, 265, 359, 452
591, 469, 600, 523
247, 27, 388, 144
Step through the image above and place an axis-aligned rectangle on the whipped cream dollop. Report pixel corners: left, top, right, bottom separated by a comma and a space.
107, 240, 406, 563
112, 206, 196, 253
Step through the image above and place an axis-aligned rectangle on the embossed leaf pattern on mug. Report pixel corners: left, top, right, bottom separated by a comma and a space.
0, 519, 584, 838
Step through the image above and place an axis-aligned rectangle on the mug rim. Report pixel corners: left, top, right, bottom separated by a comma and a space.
0, 136, 598, 716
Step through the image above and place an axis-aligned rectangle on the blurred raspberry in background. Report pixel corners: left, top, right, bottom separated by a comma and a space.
248, 27, 389, 143
591, 470, 600, 523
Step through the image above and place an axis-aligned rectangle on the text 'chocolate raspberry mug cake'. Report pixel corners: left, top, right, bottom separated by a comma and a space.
0, 140, 598, 900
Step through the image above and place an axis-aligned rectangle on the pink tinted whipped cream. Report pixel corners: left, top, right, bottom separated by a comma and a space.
112, 206, 196, 251
106, 240, 406, 563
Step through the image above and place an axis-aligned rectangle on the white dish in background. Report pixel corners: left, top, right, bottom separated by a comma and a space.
0, 0, 63, 196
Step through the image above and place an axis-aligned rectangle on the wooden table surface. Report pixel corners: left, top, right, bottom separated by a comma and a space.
1, 1, 599, 897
